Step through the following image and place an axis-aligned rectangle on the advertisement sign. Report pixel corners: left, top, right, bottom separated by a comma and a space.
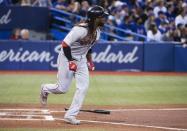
0, 6, 49, 31
144, 44, 174, 71
175, 45, 187, 72
1, 41, 185, 72
0, 41, 143, 71
92, 43, 143, 71
0, 41, 53, 70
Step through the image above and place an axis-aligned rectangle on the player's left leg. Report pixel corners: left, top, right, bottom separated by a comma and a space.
40, 53, 74, 106
64, 59, 89, 124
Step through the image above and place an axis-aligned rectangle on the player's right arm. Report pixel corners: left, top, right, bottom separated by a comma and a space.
61, 26, 86, 71
61, 41, 77, 71
61, 41, 73, 61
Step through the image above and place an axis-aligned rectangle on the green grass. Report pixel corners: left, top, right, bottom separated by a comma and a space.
0, 73, 187, 131
0, 73, 187, 105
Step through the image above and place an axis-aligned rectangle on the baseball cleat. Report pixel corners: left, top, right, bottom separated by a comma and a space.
40, 85, 48, 107
64, 116, 80, 125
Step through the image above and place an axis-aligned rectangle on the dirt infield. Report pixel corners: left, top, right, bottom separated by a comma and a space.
0, 104, 187, 131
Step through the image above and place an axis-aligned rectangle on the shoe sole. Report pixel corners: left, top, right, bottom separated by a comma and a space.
40, 94, 47, 107
40, 86, 47, 107
64, 118, 80, 125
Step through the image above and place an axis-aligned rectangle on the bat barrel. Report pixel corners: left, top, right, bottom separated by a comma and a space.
65, 108, 110, 115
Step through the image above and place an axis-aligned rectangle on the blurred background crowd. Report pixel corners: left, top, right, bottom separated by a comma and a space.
0, 0, 187, 43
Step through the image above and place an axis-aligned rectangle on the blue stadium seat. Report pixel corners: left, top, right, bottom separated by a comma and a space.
50, 29, 66, 40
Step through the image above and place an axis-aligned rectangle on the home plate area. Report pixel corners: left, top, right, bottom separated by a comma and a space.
0, 105, 187, 131
0, 108, 54, 121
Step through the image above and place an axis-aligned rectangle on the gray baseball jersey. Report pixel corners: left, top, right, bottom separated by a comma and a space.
63, 24, 100, 59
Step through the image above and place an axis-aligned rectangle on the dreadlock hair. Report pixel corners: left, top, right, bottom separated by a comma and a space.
75, 18, 97, 45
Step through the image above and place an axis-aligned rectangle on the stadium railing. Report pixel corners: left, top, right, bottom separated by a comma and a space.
50, 8, 147, 41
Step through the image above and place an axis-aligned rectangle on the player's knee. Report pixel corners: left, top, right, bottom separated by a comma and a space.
57, 84, 69, 94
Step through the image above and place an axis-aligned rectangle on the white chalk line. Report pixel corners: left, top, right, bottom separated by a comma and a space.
0, 108, 66, 113
0, 113, 52, 118
49, 110, 68, 113
1, 116, 187, 131
0, 109, 51, 115
0, 108, 187, 130
0, 108, 49, 112
0, 112, 7, 115
0, 118, 47, 121
78, 119, 187, 131
0, 109, 54, 121
42, 109, 54, 121
54, 118, 187, 131
0, 112, 50, 115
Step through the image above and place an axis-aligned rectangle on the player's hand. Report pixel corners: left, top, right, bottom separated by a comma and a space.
69, 61, 77, 72
87, 61, 95, 71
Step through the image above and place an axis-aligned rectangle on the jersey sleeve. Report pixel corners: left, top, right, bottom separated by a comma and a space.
63, 26, 87, 46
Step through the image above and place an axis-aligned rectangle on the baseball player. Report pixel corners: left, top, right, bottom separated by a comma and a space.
40, 5, 109, 125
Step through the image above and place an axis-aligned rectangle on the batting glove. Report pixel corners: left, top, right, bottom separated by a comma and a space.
69, 61, 77, 72
87, 61, 95, 71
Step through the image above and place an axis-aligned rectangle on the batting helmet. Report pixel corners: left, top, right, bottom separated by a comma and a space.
87, 5, 109, 19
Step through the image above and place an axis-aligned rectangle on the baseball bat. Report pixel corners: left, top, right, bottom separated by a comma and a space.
64, 108, 110, 115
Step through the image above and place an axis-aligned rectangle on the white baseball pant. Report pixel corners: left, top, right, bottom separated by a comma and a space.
42, 51, 89, 117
